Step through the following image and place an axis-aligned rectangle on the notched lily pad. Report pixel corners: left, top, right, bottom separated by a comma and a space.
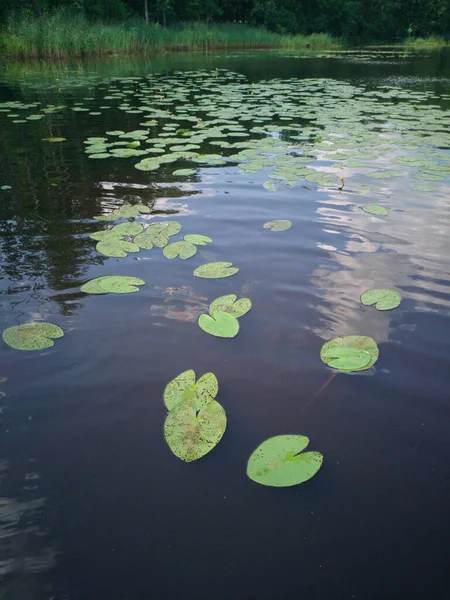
263, 220, 292, 232
198, 311, 239, 338
247, 435, 323, 487
81, 276, 145, 294
362, 205, 389, 216
96, 240, 139, 257
164, 369, 218, 412
3, 322, 64, 351
163, 240, 197, 259
360, 288, 401, 311
193, 262, 239, 279
320, 335, 379, 372
183, 234, 212, 246
209, 294, 252, 318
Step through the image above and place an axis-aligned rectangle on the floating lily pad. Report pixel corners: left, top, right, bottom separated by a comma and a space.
134, 158, 160, 171
263, 220, 292, 232
198, 311, 240, 338
209, 294, 252, 318
193, 262, 239, 279
263, 181, 277, 192
90, 229, 124, 242
164, 397, 227, 462
320, 335, 379, 372
96, 240, 139, 257
362, 205, 390, 216
367, 170, 407, 179
360, 288, 401, 311
183, 234, 212, 246
1, 185, 11, 191
173, 169, 196, 176
163, 240, 197, 259
42, 137, 66, 142
110, 222, 144, 237
81, 276, 145, 294
246, 435, 323, 487
3, 322, 64, 351
89, 153, 111, 159
164, 370, 218, 412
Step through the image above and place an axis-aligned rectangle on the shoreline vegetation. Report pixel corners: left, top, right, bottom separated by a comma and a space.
0, 13, 447, 60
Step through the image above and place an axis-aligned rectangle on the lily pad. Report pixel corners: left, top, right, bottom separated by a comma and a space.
198, 311, 240, 338
1, 185, 11, 191
362, 205, 390, 216
263, 220, 292, 232
110, 222, 144, 237
209, 294, 252, 318
263, 181, 277, 192
173, 169, 196, 176
360, 288, 401, 311
81, 276, 145, 294
164, 397, 227, 462
164, 370, 218, 412
193, 262, 239, 279
3, 322, 64, 351
246, 435, 323, 487
163, 240, 197, 260
96, 240, 139, 257
183, 234, 212, 246
320, 335, 379, 372
42, 137, 66, 142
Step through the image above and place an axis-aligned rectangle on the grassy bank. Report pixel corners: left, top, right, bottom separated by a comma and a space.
0, 12, 342, 59
403, 35, 448, 47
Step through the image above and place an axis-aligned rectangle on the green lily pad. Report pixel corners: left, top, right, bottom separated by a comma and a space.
42, 137, 66, 142
367, 170, 407, 179
198, 311, 240, 338
3, 322, 64, 351
96, 240, 139, 257
133, 232, 167, 250
173, 169, 196, 176
163, 240, 197, 259
263, 220, 292, 232
110, 222, 144, 237
360, 288, 402, 311
90, 230, 123, 242
362, 205, 390, 216
246, 435, 323, 487
209, 294, 252, 318
1, 185, 11, 191
193, 262, 239, 279
183, 234, 212, 246
134, 158, 160, 171
164, 397, 227, 462
89, 153, 110, 159
320, 335, 379, 372
81, 276, 145, 294
320, 346, 372, 371
164, 370, 218, 412
263, 181, 277, 192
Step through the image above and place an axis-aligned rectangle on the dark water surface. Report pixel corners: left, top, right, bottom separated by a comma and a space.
0, 48, 449, 600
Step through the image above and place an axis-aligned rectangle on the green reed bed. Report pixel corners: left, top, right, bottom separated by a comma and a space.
0, 13, 342, 59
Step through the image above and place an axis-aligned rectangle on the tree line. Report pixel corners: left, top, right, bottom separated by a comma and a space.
2, 0, 450, 41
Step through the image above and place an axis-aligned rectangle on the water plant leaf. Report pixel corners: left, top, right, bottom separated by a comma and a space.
263, 181, 277, 192
42, 137, 66, 142
81, 276, 144, 294
209, 294, 252, 318
320, 346, 372, 371
246, 435, 323, 487
362, 205, 390, 216
164, 370, 218, 412
1, 185, 11, 190
173, 169, 196, 176
198, 311, 240, 338
110, 222, 144, 237
3, 322, 64, 351
320, 335, 379, 372
183, 234, 212, 246
164, 397, 227, 462
134, 158, 160, 171
163, 240, 197, 259
360, 288, 402, 311
96, 240, 139, 257
263, 220, 292, 231
193, 262, 239, 279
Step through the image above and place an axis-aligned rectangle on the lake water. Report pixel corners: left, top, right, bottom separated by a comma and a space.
0, 48, 449, 600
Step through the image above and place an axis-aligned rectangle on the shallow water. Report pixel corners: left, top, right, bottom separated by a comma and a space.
0, 48, 449, 600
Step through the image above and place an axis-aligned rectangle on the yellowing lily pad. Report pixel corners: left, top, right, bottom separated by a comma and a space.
164, 370, 218, 412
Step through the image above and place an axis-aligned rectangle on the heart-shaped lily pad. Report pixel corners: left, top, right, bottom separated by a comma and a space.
247, 435, 323, 487
164, 369, 218, 412
96, 240, 139, 257
193, 262, 239, 279
320, 335, 379, 372
263, 220, 292, 232
110, 222, 144, 237
360, 288, 402, 311
3, 322, 64, 351
163, 240, 197, 259
362, 205, 390, 216
209, 294, 252, 318
81, 276, 145, 294
164, 397, 227, 462
173, 168, 196, 176
183, 234, 212, 246
198, 311, 240, 338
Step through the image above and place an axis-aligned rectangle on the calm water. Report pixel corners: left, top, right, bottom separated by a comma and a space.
0, 48, 449, 600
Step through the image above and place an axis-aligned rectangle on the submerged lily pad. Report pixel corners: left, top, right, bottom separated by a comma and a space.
164, 397, 227, 462
263, 220, 292, 232
360, 288, 401, 311
246, 435, 323, 487
193, 262, 239, 279
163, 240, 197, 259
320, 335, 379, 372
198, 311, 240, 338
81, 276, 145, 294
164, 370, 218, 412
362, 205, 390, 216
209, 294, 252, 318
3, 322, 64, 351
